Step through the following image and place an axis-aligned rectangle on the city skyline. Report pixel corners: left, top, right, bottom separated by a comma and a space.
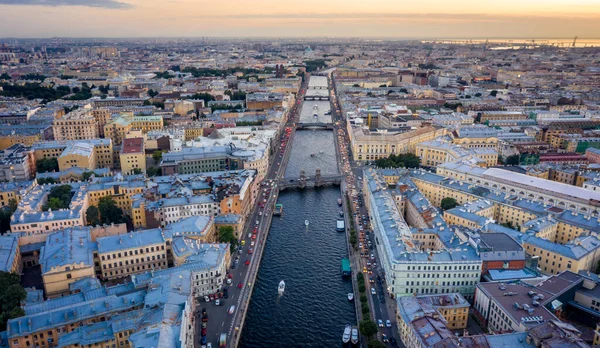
1, 0, 600, 38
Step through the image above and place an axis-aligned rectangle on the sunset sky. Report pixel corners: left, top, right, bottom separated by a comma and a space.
1, 0, 599, 38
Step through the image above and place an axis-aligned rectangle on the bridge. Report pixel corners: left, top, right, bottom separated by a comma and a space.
295, 122, 334, 130
278, 169, 342, 190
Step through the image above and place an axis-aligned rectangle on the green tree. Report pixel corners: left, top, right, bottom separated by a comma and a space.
152, 150, 164, 163
218, 226, 238, 253
475, 93, 482, 97
368, 341, 387, 348
147, 166, 161, 177
490, 90, 498, 97
374, 153, 420, 169
0, 271, 26, 330
505, 154, 520, 165
0, 199, 17, 234
42, 185, 72, 211
147, 89, 158, 97
359, 320, 378, 341
132, 168, 143, 175
86, 206, 101, 226
0, 73, 10, 80
36, 157, 59, 173
440, 197, 458, 211
81, 171, 98, 181
36, 177, 56, 185
97, 197, 126, 225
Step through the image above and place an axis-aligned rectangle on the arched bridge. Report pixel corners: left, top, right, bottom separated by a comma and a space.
295, 122, 334, 130
278, 169, 342, 190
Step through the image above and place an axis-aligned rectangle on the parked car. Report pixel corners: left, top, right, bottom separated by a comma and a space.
378, 319, 384, 327
214, 299, 220, 306
371, 288, 376, 295
237, 282, 243, 289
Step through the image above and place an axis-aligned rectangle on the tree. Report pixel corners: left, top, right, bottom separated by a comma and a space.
359, 320, 378, 341
475, 93, 482, 97
218, 226, 238, 253
368, 341, 387, 348
97, 197, 126, 225
35, 157, 58, 173
42, 185, 72, 211
82, 171, 98, 181
490, 90, 498, 97
86, 206, 101, 226
505, 154, 520, 166
0, 200, 17, 234
352, 84, 360, 87
440, 197, 458, 211
147, 89, 159, 97
0, 271, 26, 330
98, 84, 110, 94
374, 153, 420, 169
0, 73, 10, 80
147, 166, 161, 177
152, 150, 164, 163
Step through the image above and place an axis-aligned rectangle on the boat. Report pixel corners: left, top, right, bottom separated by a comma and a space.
339, 211, 344, 217
274, 204, 283, 216
305, 220, 309, 226
336, 219, 345, 232
351, 327, 358, 344
319, 150, 324, 154
342, 324, 351, 344
310, 153, 316, 158
348, 293, 354, 301
278, 280, 285, 294
337, 198, 343, 206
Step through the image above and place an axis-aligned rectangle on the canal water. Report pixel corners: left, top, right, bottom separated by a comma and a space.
284, 130, 338, 179
299, 100, 332, 123
239, 186, 356, 347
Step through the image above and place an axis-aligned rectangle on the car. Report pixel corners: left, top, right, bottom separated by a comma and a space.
362, 267, 368, 273
241, 240, 246, 246
378, 319, 384, 327
370, 254, 375, 260
386, 320, 392, 328
259, 211, 262, 216
201, 328, 207, 336
253, 228, 257, 233
228, 305, 236, 314
248, 249, 253, 254
237, 282, 243, 289
201, 336, 207, 345
214, 299, 220, 306
369, 277, 375, 283
382, 334, 389, 343
247, 233, 252, 238
250, 241, 255, 246
202, 316, 208, 323
204, 296, 210, 302
207, 344, 212, 348
201, 321, 207, 329
251, 234, 257, 240
371, 288, 376, 295
245, 260, 250, 265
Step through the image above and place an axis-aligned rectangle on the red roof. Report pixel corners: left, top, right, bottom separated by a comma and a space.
122, 137, 144, 154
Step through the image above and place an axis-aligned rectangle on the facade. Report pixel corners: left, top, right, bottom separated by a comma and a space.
452, 126, 499, 150
0, 234, 21, 274
57, 142, 97, 172
33, 139, 114, 170
52, 109, 99, 141
119, 137, 146, 175
39, 228, 96, 298
0, 144, 34, 182
97, 229, 167, 280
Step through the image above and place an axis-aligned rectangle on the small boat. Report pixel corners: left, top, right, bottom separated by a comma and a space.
310, 153, 316, 158
278, 280, 285, 294
337, 198, 343, 206
348, 293, 354, 301
351, 327, 358, 345
339, 211, 344, 217
305, 220, 309, 226
342, 324, 351, 344
319, 150, 324, 154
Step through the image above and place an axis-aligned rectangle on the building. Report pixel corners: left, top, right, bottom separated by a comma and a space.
364, 168, 482, 300
0, 234, 21, 274
57, 142, 97, 172
39, 227, 96, 298
416, 139, 498, 167
350, 125, 446, 162
33, 139, 114, 170
120, 137, 146, 175
586, 148, 600, 164
97, 229, 167, 281
0, 144, 34, 182
52, 109, 99, 141
452, 125, 499, 150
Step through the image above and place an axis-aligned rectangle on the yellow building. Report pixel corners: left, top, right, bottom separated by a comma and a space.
132, 115, 164, 133
0, 235, 21, 275
350, 124, 446, 162
416, 140, 498, 168
91, 108, 111, 137
40, 228, 96, 298
0, 132, 42, 150
57, 142, 97, 172
53, 109, 99, 141
33, 139, 114, 169
104, 114, 164, 147
0, 181, 30, 208
120, 137, 146, 175
87, 179, 145, 216
96, 229, 167, 281
185, 124, 205, 141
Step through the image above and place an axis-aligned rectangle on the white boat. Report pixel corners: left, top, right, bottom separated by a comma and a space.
319, 150, 324, 154
337, 198, 343, 206
278, 280, 285, 294
305, 219, 309, 226
351, 327, 359, 344
342, 324, 351, 344
348, 293, 354, 301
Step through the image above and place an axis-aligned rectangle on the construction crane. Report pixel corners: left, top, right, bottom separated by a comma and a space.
572, 36, 578, 47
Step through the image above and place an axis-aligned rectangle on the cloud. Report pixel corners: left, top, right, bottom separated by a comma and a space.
0, 0, 132, 9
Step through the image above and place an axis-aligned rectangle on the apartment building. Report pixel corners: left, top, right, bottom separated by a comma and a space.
350, 125, 446, 162
39, 227, 96, 298
53, 109, 99, 141
451, 125, 499, 150
364, 168, 482, 300
57, 142, 97, 172
97, 229, 167, 280
0, 144, 34, 182
120, 137, 146, 175
416, 139, 498, 168
33, 139, 114, 169
0, 234, 21, 274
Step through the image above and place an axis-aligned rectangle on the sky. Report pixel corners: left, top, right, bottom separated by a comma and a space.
0, 0, 599, 38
